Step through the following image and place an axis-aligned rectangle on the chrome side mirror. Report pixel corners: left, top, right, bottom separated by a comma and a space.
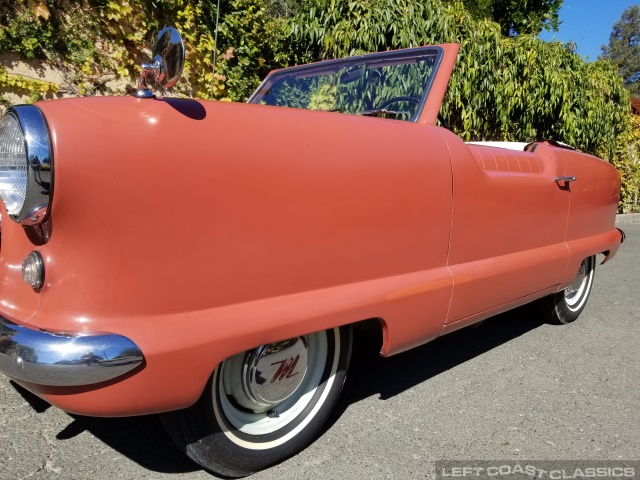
135, 27, 185, 98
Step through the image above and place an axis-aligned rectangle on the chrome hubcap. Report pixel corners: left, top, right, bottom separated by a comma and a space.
564, 256, 594, 310
223, 337, 308, 413
244, 337, 308, 408
215, 330, 333, 440
567, 262, 586, 295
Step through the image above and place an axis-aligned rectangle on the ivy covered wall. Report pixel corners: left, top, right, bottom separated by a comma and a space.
0, 0, 638, 211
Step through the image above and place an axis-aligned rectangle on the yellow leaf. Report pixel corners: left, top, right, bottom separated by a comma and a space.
31, 2, 50, 21
221, 47, 235, 61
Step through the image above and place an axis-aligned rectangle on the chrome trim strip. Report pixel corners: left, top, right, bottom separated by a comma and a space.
8, 105, 53, 225
555, 176, 576, 182
0, 317, 143, 387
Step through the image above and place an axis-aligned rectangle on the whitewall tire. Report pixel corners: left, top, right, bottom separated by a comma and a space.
541, 256, 596, 324
161, 325, 352, 477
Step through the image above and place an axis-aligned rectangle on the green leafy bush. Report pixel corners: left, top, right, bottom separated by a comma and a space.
0, 0, 637, 211
611, 114, 640, 213
289, 0, 629, 155
170, 0, 296, 101
289, 0, 637, 211
0, 0, 294, 101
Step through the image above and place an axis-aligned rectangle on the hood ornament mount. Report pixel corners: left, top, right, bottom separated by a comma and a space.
135, 27, 185, 99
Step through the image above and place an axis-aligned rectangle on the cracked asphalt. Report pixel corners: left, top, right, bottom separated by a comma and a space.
1, 223, 638, 480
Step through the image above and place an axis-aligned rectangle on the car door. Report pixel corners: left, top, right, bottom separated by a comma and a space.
441, 134, 571, 325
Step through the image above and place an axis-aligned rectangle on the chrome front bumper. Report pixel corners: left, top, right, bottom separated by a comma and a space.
0, 316, 143, 387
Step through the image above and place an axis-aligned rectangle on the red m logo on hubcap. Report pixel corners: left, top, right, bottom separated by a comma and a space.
270, 355, 300, 383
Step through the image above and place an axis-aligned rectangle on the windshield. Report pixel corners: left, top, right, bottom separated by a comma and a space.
248, 47, 442, 122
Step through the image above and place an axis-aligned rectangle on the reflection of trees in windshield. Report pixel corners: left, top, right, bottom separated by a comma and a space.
256, 52, 437, 121
335, 60, 435, 119
259, 76, 342, 112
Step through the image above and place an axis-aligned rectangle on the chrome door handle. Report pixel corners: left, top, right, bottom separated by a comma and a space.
555, 176, 576, 183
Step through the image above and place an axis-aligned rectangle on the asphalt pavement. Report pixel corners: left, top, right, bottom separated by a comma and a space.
1, 223, 639, 480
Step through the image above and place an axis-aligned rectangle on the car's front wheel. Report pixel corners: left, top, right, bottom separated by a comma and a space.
161, 326, 352, 477
540, 255, 596, 324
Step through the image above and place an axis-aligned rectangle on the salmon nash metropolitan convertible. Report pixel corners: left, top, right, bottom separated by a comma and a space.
0, 28, 625, 476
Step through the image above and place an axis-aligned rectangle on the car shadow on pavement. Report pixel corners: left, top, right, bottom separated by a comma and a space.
9, 305, 545, 476
11, 381, 51, 413
10, 381, 199, 474
329, 305, 546, 430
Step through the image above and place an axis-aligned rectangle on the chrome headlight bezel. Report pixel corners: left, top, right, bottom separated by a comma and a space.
0, 105, 53, 225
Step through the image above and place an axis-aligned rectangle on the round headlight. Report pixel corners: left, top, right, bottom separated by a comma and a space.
0, 106, 53, 224
0, 113, 28, 216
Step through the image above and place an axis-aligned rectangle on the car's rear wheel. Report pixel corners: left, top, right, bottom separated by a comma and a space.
540, 255, 596, 324
161, 326, 352, 477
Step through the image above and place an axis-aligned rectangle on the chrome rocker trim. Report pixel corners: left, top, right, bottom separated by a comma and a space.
0, 316, 143, 387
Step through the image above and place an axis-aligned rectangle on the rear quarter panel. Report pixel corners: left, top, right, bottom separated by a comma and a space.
556, 146, 621, 286
559, 149, 620, 242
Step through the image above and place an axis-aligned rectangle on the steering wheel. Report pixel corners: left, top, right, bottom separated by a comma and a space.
375, 97, 451, 130
377, 96, 420, 110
